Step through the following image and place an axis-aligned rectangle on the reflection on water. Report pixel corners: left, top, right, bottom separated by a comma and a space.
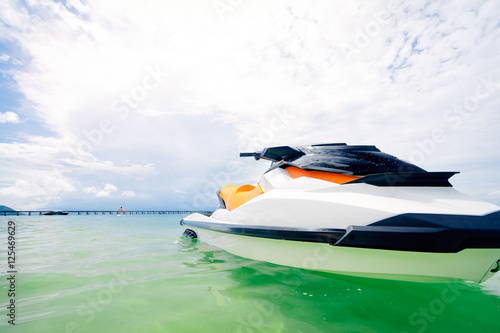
1, 215, 499, 333
180, 239, 500, 333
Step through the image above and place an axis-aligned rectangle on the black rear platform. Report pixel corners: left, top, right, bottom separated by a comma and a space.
336, 211, 500, 252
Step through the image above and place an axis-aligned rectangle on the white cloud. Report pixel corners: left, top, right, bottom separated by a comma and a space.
0, 168, 75, 209
0, 54, 10, 63
66, 0, 90, 14
0, 111, 20, 123
83, 183, 118, 197
0, 0, 499, 209
121, 190, 135, 197
489, 190, 500, 199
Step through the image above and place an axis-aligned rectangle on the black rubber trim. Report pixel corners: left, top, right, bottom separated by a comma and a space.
180, 219, 346, 244
335, 211, 500, 252
343, 172, 458, 187
181, 211, 500, 253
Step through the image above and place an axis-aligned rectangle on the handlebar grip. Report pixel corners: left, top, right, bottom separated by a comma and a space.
240, 152, 261, 158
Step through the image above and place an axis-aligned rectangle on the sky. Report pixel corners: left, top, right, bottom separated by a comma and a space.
0, 0, 499, 211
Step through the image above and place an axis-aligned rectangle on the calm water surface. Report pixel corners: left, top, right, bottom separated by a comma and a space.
1, 215, 500, 333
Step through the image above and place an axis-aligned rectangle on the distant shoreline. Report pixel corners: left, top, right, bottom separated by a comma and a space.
1, 210, 213, 216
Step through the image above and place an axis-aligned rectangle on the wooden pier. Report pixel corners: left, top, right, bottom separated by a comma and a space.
1, 210, 213, 216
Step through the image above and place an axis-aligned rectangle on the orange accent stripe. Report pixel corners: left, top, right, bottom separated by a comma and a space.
285, 166, 360, 184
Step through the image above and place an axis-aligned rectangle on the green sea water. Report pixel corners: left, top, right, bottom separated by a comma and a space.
1, 214, 500, 333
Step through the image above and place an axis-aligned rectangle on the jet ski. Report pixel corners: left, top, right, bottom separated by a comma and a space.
181, 143, 500, 283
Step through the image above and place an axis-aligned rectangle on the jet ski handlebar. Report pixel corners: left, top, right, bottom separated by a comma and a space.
240, 152, 262, 160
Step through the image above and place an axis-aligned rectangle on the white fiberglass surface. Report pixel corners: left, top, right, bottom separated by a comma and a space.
191, 227, 500, 284
212, 183, 499, 229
